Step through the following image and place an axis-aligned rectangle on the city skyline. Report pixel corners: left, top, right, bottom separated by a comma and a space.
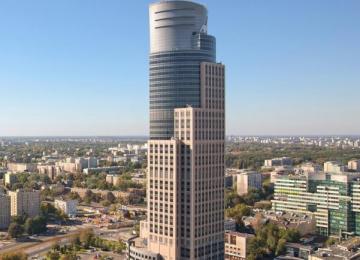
1, 0, 360, 136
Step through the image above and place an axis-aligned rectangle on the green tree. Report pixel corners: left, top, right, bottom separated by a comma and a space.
0, 252, 28, 260
106, 192, 116, 203
46, 251, 60, 260
79, 229, 94, 249
280, 228, 300, 243
24, 218, 34, 235
8, 223, 24, 238
226, 203, 251, 219
276, 238, 287, 256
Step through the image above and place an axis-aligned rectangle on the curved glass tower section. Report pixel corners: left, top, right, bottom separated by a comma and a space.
149, 0, 216, 139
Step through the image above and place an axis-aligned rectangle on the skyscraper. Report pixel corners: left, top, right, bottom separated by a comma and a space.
129, 1, 225, 259
149, 0, 216, 140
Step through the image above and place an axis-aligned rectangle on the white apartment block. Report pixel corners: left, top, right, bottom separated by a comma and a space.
8, 189, 41, 217
236, 170, 262, 196
55, 199, 78, 217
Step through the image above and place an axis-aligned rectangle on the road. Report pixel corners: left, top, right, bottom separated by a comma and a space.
0, 226, 133, 259
0, 229, 85, 256
25, 233, 79, 258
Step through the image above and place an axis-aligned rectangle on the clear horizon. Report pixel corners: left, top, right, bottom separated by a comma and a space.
1, 0, 359, 136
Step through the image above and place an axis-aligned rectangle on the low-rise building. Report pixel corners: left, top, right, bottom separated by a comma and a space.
127, 237, 161, 260
55, 199, 78, 217
309, 237, 360, 260
224, 218, 237, 231
281, 242, 315, 260
49, 183, 65, 194
106, 174, 122, 186
8, 189, 41, 217
83, 166, 124, 175
0, 194, 11, 229
270, 166, 294, 183
224, 231, 254, 260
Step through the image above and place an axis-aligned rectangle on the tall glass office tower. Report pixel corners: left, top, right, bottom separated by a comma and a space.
149, 0, 216, 140
133, 1, 226, 259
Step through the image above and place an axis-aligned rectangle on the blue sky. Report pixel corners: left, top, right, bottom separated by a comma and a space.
0, 0, 359, 136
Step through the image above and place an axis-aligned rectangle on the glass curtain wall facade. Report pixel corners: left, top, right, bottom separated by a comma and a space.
272, 172, 360, 238
149, 1, 216, 140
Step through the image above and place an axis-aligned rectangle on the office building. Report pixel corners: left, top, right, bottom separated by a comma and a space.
272, 171, 360, 237
224, 231, 254, 260
236, 170, 262, 195
149, 0, 216, 140
130, 1, 226, 259
0, 194, 11, 229
8, 189, 41, 218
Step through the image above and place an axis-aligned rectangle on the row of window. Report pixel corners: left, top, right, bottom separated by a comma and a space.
149, 223, 174, 236
149, 180, 174, 190
205, 77, 225, 88
149, 212, 174, 225
204, 64, 225, 77
149, 203, 174, 214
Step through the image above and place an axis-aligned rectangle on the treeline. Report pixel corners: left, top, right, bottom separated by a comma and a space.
6, 172, 51, 191
60, 172, 143, 192
226, 143, 360, 169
